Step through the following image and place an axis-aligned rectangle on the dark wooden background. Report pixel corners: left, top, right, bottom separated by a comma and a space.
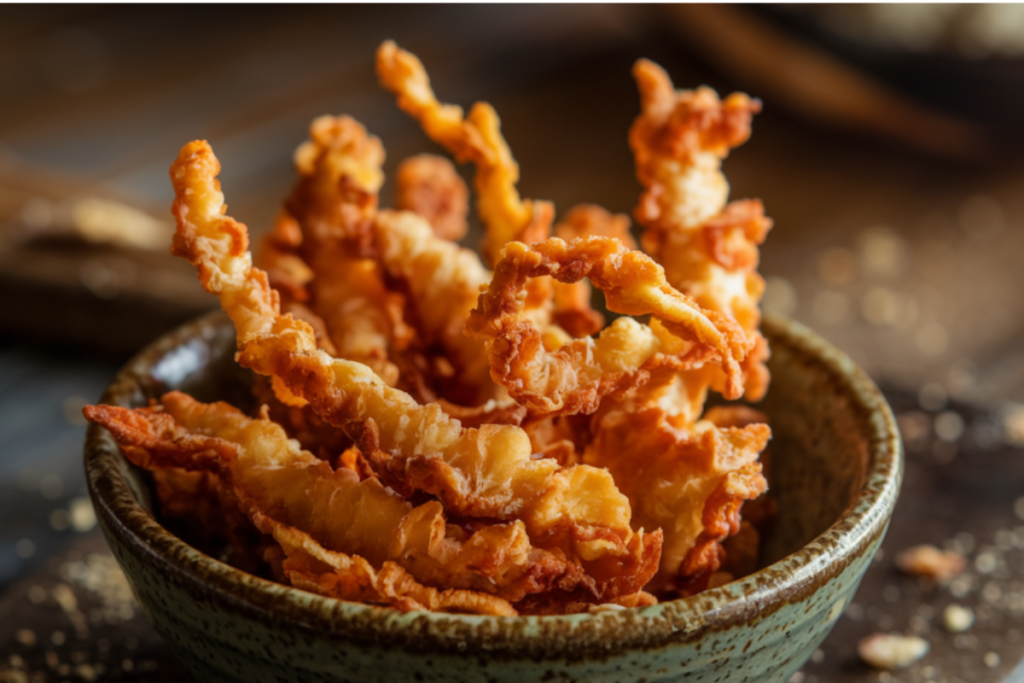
2, 6, 1024, 682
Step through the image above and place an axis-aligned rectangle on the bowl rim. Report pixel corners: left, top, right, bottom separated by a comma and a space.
85, 312, 903, 659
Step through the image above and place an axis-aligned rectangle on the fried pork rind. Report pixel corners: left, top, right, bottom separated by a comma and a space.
376, 40, 552, 268
256, 211, 314, 305
395, 154, 469, 242
281, 115, 406, 388
630, 59, 771, 402
584, 408, 769, 594
372, 208, 496, 404
150, 467, 265, 573
83, 394, 599, 612
551, 205, 636, 339
376, 40, 561, 353
259, 515, 517, 616
93, 45, 776, 614
466, 236, 752, 419
167, 140, 662, 604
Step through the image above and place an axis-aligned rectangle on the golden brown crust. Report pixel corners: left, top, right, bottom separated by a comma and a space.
371, 209, 496, 404
630, 60, 771, 405
85, 394, 606, 610
166, 140, 663, 603
466, 237, 752, 419
376, 40, 553, 268
284, 116, 405, 387
147, 46, 781, 611
395, 154, 469, 242
583, 407, 769, 593
674, 461, 767, 596
256, 213, 314, 304
550, 205, 636, 338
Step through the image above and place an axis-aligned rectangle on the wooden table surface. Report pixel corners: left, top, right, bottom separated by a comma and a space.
2, 6, 1024, 682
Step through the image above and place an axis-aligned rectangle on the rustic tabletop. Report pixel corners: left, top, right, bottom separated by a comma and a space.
2, 6, 1024, 683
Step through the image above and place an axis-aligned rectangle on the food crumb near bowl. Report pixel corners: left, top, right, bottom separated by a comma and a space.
943, 604, 975, 634
857, 632, 930, 670
895, 544, 967, 581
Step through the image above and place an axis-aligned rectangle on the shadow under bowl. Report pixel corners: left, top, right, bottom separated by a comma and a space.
84, 313, 902, 683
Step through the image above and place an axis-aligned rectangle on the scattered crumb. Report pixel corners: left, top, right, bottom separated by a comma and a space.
1001, 403, 1024, 445
943, 604, 974, 633
60, 554, 135, 623
858, 633, 930, 670
49, 509, 69, 531
909, 615, 929, 634
73, 664, 97, 682
934, 411, 965, 441
974, 550, 998, 574
26, 586, 46, 604
0, 669, 29, 683
981, 581, 1002, 603
49, 632, 64, 647
51, 584, 88, 638
954, 634, 978, 650
896, 545, 966, 581
984, 651, 1001, 668
51, 584, 77, 613
995, 529, 1015, 550
949, 573, 974, 598
13, 630, 35, 647
951, 532, 976, 555
69, 498, 97, 533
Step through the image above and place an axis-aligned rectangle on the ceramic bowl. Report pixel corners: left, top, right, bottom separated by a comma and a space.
84, 312, 902, 683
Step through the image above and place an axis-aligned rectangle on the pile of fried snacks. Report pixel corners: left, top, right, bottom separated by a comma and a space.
85, 42, 774, 616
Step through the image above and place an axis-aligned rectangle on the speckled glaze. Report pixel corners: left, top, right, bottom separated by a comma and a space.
84, 313, 902, 683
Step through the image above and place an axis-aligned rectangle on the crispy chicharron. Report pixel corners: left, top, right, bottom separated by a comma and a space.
86, 41, 773, 616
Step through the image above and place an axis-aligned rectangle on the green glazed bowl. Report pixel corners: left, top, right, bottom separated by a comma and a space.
84, 312, 902, 683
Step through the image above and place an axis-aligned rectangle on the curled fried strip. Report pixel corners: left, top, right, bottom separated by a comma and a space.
675, 462, 766, 596
257, 212, 314, 304
376, 40, 553, 267
551, 205, 636, 338
254, 511, 518, 615
395, 154, 469, 241
465, 237, 751, 418
86, 394, 592, 606
84, 394, 409, 566
372, 209, 496, 404
168, 140, 662, 601
288, 115, 404, 386
630, 60, 771, 401
584, 409, 769, 592
630, 60, 759, 232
